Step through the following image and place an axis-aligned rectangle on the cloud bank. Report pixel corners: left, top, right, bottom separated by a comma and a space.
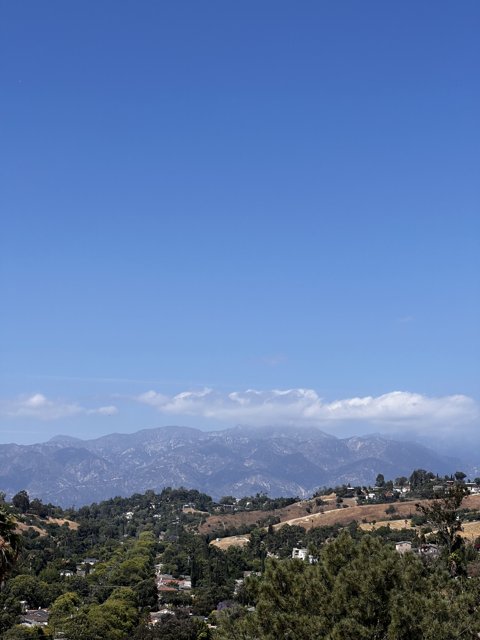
2, 393, 118, 421
137, 388, 479, 432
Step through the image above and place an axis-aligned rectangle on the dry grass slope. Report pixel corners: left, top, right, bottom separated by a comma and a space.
205, 494, 480, 549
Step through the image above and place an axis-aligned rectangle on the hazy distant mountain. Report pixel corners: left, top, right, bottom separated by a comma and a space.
0, 425, 461, 506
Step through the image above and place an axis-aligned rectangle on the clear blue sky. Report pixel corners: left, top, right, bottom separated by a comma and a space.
1, 1, 479, 445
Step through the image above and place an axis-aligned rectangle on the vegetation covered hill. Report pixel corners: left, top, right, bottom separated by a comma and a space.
1, 469, 480, 638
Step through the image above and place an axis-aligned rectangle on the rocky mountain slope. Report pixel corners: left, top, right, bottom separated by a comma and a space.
0, 425, 459, 506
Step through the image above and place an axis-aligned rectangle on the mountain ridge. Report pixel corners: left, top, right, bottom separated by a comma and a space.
0, 425, 461, 506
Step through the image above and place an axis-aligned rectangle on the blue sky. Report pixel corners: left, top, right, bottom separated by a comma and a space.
1, 1, 479, 446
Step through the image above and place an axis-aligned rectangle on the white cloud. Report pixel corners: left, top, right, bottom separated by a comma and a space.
137, 388, 479, 432
88, 405, 119, 416
1, 394, 119, 421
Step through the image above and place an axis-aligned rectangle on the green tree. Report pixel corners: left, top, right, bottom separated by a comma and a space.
134, 612, 211, 639
409, 469, 434, 491
6, 575, 51, 608
217, 530, 480, 639
0, 506, 21, 586
134, 577, 158, 610
415, 483, 468, 555
375, 473, 385, 488
12, 490, 30, 514
3, 626, 47, 639
48, 591, 81, 632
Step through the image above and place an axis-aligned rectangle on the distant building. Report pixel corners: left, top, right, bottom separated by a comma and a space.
432, 485, 445, 494
395, 541, 440, 558
395, 541, 413, 554
417, 543, 440, 558
465, 483, 480, 494
150, 610, 174, 625
20, 609, 49, 627
60, 569, 74, 578
156, 573, 192, 591
292, 547, 317, 563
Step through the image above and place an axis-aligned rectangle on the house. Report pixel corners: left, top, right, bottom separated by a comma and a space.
156, 573, 192, 591
150, 610, 174, 625
465, 483, 480, 494
157, 585, 178, 593
76, 557, 100, 577
292, 547, 317, 563
393, 485, 410, 494
433, 485, 445, 494
20, 609, 49, 627
179, 577, 192, 590
417, 543, 440, 558
395, 541, 413, 554
292, 547, 308, 560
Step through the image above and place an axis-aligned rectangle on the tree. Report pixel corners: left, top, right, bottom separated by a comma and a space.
134, 612, 211, 639
48, 592, 81, 632
375, 473, 385, 488
29, 499, 49, 518
6, 575, 51, 608
0, 507, 21, 586
12, 490, 30, 514
218, 531, 480, 639
454, 471, 467, 483
409, 469, 434, 491
134, 578, 158, 610
415, 483, 468, 556
3, 626, 47, 639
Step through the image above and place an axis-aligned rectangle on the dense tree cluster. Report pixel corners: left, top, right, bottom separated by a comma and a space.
216, 531, 480, 639
1, 473, 480, 638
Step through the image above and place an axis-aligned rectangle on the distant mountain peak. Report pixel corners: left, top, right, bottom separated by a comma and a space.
48, 434, 84, 444
0, 425, 462, 507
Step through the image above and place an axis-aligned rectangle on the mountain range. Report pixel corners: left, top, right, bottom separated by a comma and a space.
0, 425, 461, 506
